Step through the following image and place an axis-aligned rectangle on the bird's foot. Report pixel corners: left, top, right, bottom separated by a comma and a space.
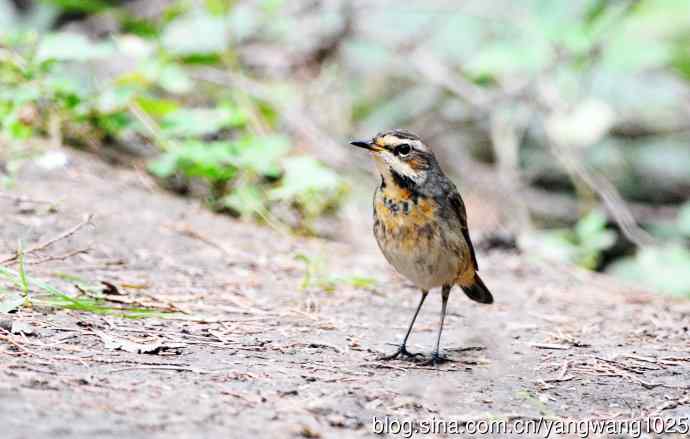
379, 345, 424, 362
419, 352, 451, 367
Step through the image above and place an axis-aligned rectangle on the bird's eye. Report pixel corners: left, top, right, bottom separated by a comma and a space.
395, 144, 411, 156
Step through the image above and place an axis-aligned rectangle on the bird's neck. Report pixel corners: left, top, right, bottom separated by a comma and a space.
374, 156, 425, 190
374, 159, 420, 201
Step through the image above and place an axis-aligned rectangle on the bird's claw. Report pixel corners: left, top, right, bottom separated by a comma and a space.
379, 345, 424, 362
419, 352, 451, 367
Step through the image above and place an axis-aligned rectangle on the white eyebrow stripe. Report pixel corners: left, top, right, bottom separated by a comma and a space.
382, 136, 429, 153
412, 140, 429, 152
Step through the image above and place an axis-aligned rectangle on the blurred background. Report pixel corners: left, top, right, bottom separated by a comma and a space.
1, 0, 689, 296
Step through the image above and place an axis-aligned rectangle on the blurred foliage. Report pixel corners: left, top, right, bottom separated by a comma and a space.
607, 203, 690, 295
1, 0, 689, 294
0, 0, 347, 234
525, 210, 617, 270
608, 244, 690, 297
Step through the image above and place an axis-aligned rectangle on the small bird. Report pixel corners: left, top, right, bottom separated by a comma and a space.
350, 129, 493, 365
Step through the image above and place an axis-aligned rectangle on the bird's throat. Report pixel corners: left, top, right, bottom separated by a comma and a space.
373, 156, 420, 193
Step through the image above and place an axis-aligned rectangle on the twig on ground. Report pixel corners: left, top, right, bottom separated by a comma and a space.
85, 358, 191, 367
540, 360, 576, 383
303, 342, 343, 354
360, 362, 408, 372
653, 396, 690, 414
0, 192, 56, 205
0, 330, 88, 366
165, 223, 238, 259
543, 375, 575, 384
446, 346, 486, 354
107, 365, 222, 374
25, 248, 90, 265
573, 356, 690, 390
529, 343, 570, 350
0, 214, 94, 266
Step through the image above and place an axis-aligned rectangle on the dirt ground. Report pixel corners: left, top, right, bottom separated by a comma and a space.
1, 147, 689, 439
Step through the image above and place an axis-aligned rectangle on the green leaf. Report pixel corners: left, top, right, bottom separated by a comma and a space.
44, 0, 112, 13
269, 156, 346, 219
158, 64, 194, 94
205, 0, 234, 15
44, 69, 90, 100
161, 11, 229, 56
269, 156, 340, 201
139, 60, 194, 94
97, 86, 138, 113
97, 112, 134, 137
161, 107, 242, 138
121, 16, 160, 38
149, 141, 237, 183
135, 96, 180, 118
575, 210, 608, 240
526, 211, 616, 270
3, 112, 33, 140
230, 135, 290, 176
582, 230, 616, 252
148, 152, 180, 179
36, 32, 114, 62
221, 184, 265, 218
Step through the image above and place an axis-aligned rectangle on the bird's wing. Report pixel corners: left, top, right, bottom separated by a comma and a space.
449, 191, 479, 271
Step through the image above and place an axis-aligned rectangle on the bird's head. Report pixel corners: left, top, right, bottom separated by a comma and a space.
350, 129, 436, 186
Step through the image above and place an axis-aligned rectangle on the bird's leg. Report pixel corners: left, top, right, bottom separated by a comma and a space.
380, 290, 428, 361
421, 285, 452, 366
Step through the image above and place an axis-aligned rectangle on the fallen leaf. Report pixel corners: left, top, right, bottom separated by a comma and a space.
95, 332, 185, 355
11, 320, 35, 336
0, 291, 24, 314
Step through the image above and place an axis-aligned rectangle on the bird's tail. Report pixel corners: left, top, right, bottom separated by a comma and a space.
461, 274, 494, 304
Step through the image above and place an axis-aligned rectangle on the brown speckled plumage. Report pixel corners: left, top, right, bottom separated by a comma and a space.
350, 129, 493, 365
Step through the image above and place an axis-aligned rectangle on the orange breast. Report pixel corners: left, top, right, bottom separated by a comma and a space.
373, 186, 475, 289
373, 188, 439, 252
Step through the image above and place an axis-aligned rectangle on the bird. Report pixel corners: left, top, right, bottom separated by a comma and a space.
350, 129, 493, 365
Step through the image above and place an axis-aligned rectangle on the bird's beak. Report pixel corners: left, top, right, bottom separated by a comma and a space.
350, 140, 382, 152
